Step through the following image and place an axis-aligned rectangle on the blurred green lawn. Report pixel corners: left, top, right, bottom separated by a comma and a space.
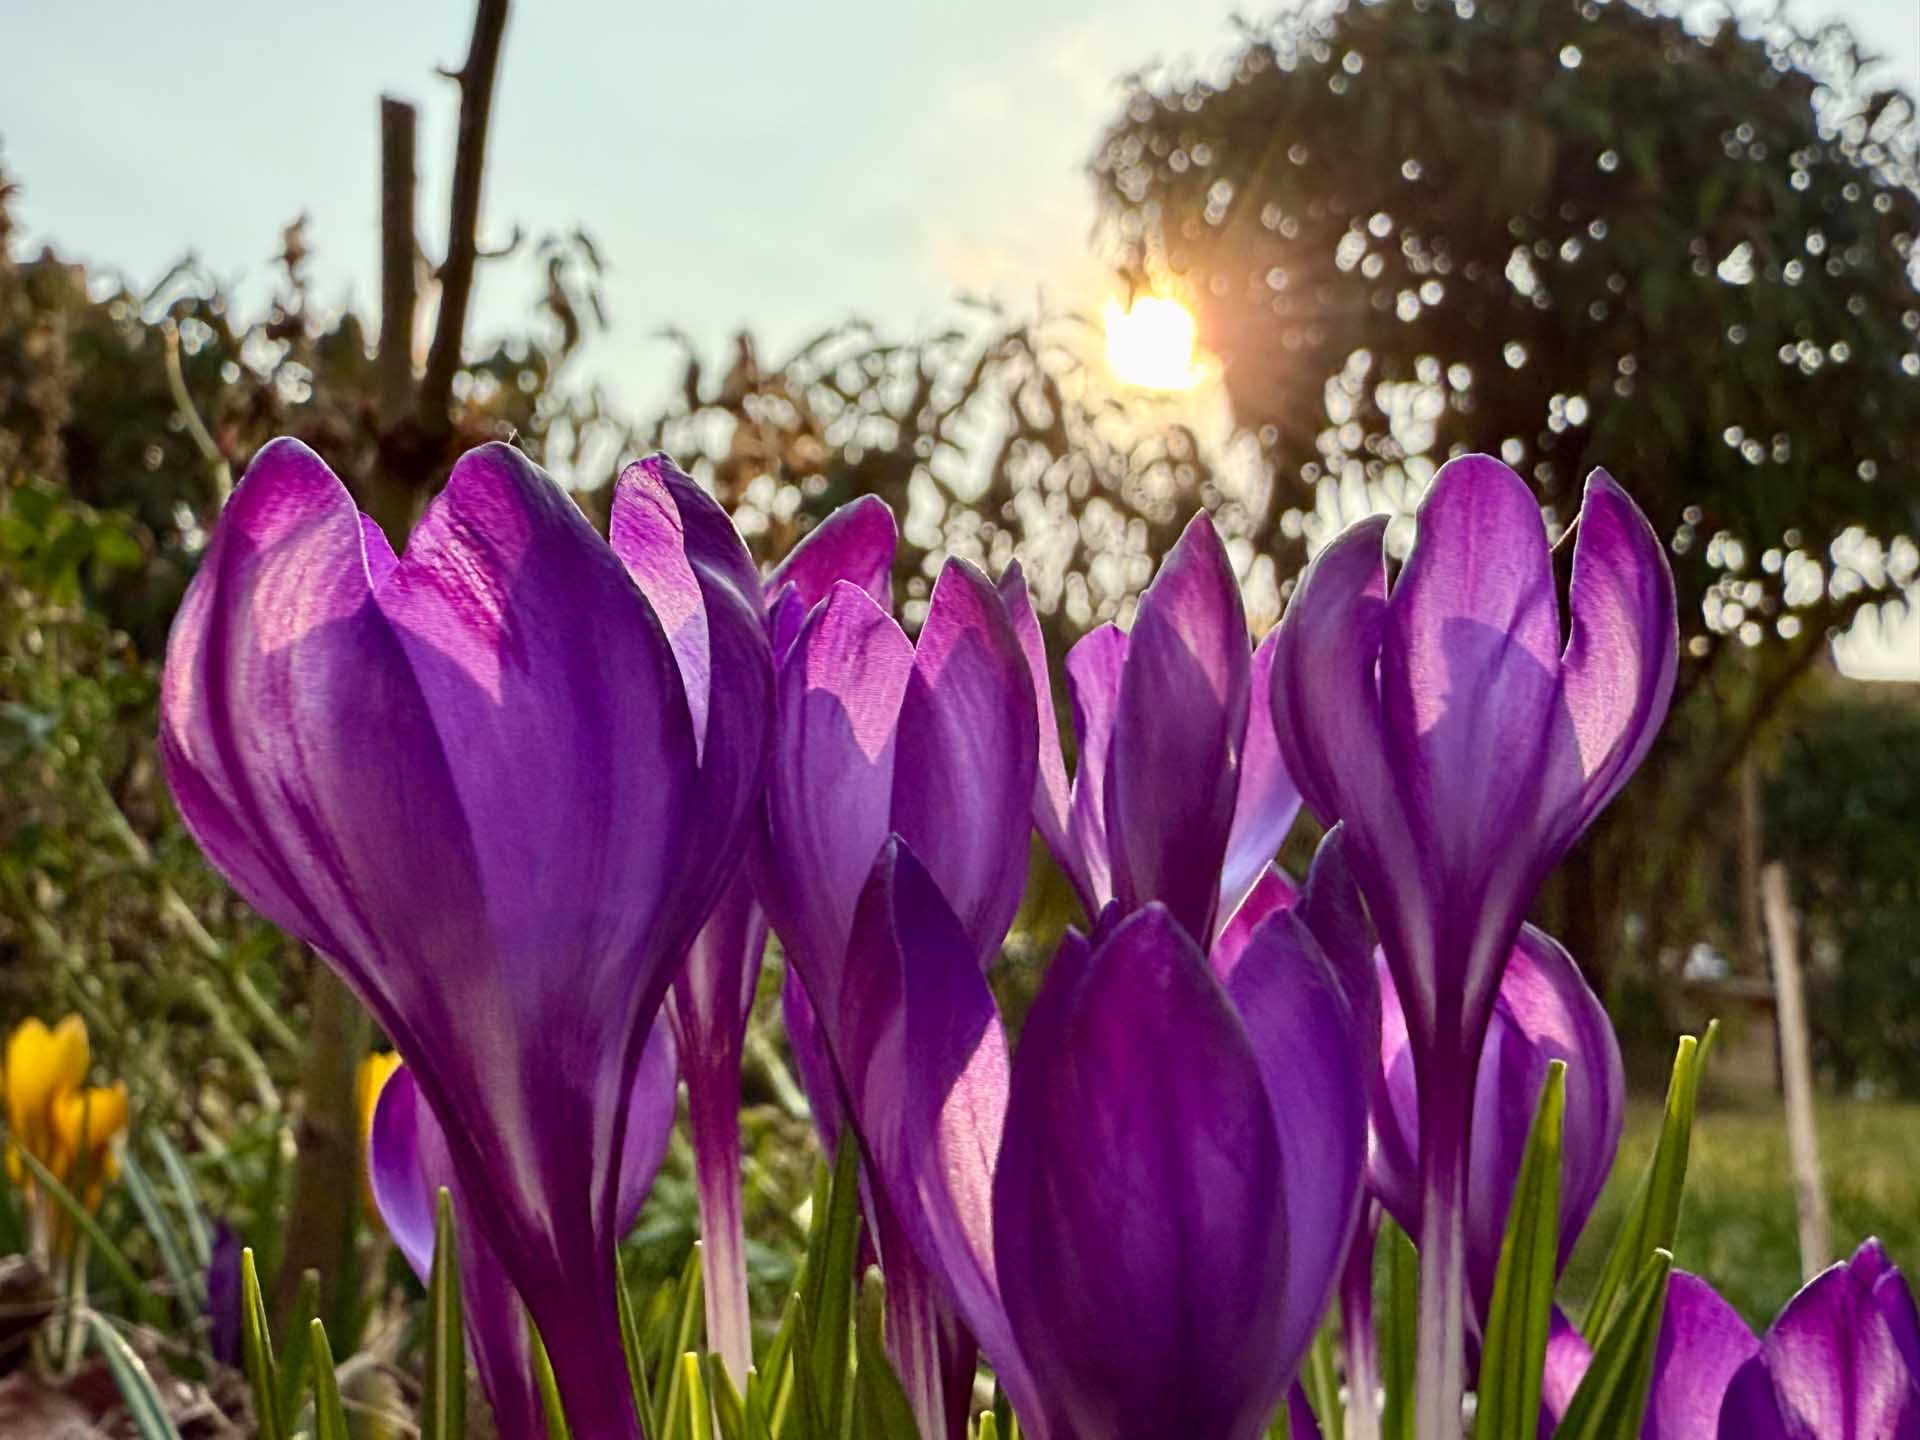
1562, 1097, 1920, 1327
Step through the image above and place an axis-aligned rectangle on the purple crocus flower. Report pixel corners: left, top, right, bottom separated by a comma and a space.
1002, 512, 1301, 946
757, 546, 1037, 1429
1542, 1273, 1759, 1439
834, 829, 1373, 1440
1369, 925, 1625, 1335
160, 440, 771, 1439
368, 1021, 676, 1440
1269, 455, 1676, 1433
620, 473, 897, 1385
1717, 1239, 1920, 1439
206, 1222, 243, 1369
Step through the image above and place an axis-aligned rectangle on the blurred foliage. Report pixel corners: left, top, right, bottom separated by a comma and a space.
1092, 0, 1920, 985
1763, 677, 1920, 1094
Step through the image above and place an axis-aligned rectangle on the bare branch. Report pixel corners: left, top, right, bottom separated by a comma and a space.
417, 0, 512, 436
378, 96, 418, 423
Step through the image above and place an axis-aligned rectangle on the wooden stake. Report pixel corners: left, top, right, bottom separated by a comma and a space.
1762, 861, 1830, 1280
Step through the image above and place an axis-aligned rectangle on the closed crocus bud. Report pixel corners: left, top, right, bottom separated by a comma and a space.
1001, 512, 1301, 948
833, 829, 1371, 1440
1269, 456, 1675, 1424
4, 1015, 91, 1186
368, 1028, 676, 1440
1717, 1239, 1920, 1439
161, 439, 771, 1440
1369, 926, 1625, 1333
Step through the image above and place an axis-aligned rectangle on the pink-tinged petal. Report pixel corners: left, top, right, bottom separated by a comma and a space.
1061, 624, 1128, 915
1553, 469, 1678, 851
1368, 954, 1421, 1231
1210, 864, 1298, 982
1108, 513, 1251, 944
1224, 837, 1374, 1380
1292, 825, 1379, 1041
1542, 1306, 1592, 1426
1645, 1274, 1759, 1440
999, 562, 1073, 881
839, 839, 1039, 1429
1718, 1357, 1792, 1440
1217, 628, 1303, 929
995, 906, 1294, 1440
766, 493, 897, 611
891, 561, 1037, 965
1751, 1250, 1920, 1439
1851, 1241, 1920, 1382
761, 581, 913, 1007
369, 1069, 543, 1440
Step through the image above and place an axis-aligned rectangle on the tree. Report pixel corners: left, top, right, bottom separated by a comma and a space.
1092, 0, 1920, 987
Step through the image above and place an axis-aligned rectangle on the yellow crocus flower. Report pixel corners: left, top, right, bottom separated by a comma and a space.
4, 1014, 91, 1186
50, 1081, 129, 1213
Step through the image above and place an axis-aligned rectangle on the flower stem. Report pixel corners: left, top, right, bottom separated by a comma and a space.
1414, 1079, 1470, 1440
688, 1064, 754, 1389
1342, 1208, 1382, 1440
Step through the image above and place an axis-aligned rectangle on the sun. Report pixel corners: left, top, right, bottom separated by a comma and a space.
1103, 296, 1201, 391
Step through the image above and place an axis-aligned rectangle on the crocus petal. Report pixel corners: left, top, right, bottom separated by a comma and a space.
999, 562, 1073, 883
1210, 864, 1299, 982
995, 905, 1294, 1440
766, 492, 897, 611
613, 1015, 679, 1234
891, 561, 1037, 965
1551, 469, 1678, 853
1217, 627, 1302, 928
1060, 623, 1128, 915
1734, 1248, 1920, 1439
1224, 834, 1374, 1381
837, 838, 1039, 1425
762, 580, 914, 1008
1850, 1241, 1920, 1382
1107, 513, 1251, 944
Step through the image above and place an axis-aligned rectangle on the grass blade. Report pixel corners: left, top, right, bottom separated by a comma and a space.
11, 1146, 160, 1324
423, 1187, 466, 1440
118, 1146, 198, 1318
800, 1143, 863, 1436
616, 1246, 658, 1427
309, 1319, 349, 1440
654, 1242, 708, 1434
528, 1313, 572, 1440
1379, 1217, 1418, 1440
87, 1312, 184, 1440
1474, 1061, 1566, 1440
149, 1129, 212, 1268
240, 1247, 288, 1440
1556, 1250, 1674, 1440
851, 1270, 922, 1440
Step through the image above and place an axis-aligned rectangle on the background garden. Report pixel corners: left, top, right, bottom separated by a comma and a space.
0, 0, 1916, 1432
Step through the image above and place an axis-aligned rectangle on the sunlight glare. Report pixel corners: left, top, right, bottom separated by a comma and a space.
1103, 296, 1201, 391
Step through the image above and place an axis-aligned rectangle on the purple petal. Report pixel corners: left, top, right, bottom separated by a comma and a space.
1644, 1274, 1759, 1440
1107, 513, 1251, 944
1367, 954, 1421, 1232
1541, 1306, 1592, 1427
1850, 1240, 1920, 1383
999, 562, 1074, 890
1748, 1251, 1920, 1438
1224, 846, 1373, 1380
780, 966, 843, 1152
761, 580, 913, 1007
1552, 469, 1678, 854
1217, 628, 1303, 929
765, 493, 897, 611
838, 839, 1037, 1422
670, 880, 768, 1080
614, 1014, 679, 1236
1718, 1356, 1792, 1440
891, 560, 1038, 965
1061, 624, 1128, 915
1210, 864, 1298, 982
995, 905, 1294, 1439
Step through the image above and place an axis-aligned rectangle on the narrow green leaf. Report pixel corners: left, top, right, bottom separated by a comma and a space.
239, 1247, 288, 1440
681, 1353, 715, 1440
616, 1246, 657, 1428
760, 1290, 804, 1439
1305, 1324, 1343, 1438
276, 1268, 320, 1423
976, 1413, 1000, 1440
118, 1146, 198, 1318
87, 1312, 184, 1440
1474, 1061, 1567, 1440
12, 1146, 160, 1324
149, 1130, 212, 1268
709, 1355, 748, 1440
1555, 1251, 1674, 1440
423, 1188, 466, 1440
851, 1270, 922, 1440
528, 1313, 571, 1440
800, 1144, 863, 1437
1379, 1217, 1419, 1440
1582, 1024, 1714, 1339
654, 1242, 708, 1435
309, 1319, 349, 1440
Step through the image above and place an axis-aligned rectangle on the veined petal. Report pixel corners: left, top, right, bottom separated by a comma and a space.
1224, 836, 1373, 1380
892, 561, 1037, 965
1552, 469, 1678, 851
1210, 864, 1298, 982
1108, 513, 1251, 944
1851, 1241, 1920, 1382
1061, 624, 1128, 915
761, 580, 913, 1006
613, 1015, 679, 1235
766, 492, 897, 611
1745, 1245, 1920, 1438
839, 839, 1037, 1425
670, 879, 769, 1067
995, 905, 1292, 1440
999, 562, 1073, 883
1217, 628, 1302, 929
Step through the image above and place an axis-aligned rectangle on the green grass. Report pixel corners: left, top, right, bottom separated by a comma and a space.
1563, 1096, 1920, 1327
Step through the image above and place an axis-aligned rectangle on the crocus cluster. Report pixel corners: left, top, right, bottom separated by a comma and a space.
3, 1014, 128, 1260
159, 439, 1915, 1440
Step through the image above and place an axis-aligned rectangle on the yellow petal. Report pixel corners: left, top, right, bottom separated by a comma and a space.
4, 1015, 91, 1170
53, 1082, 128, 1163
356, 1051, 402, 1154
